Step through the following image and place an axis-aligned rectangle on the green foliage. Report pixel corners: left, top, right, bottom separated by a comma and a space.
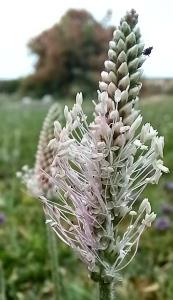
0, 94, 173, 299
0, 79, 21, 95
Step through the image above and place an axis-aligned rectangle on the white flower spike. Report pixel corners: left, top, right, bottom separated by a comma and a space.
20, 9, 168, 295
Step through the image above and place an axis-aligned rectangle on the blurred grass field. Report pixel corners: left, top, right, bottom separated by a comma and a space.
0, 94, 173, 300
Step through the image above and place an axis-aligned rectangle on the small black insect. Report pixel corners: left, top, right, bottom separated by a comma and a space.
143, 46, 153, 56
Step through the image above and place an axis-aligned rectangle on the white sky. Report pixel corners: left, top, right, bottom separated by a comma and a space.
0, 0, 172, 79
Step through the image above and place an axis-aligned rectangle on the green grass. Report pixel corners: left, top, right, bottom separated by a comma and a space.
0, 94, 173, 299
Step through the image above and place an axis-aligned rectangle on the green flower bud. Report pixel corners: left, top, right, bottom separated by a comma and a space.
126, 32, 136, 48
113, 29, 124, 42
108, 71, 117, 84
120, 90, 129, 103
99, 81, 108, 92
121, 21, 131, 36
108, 49, 117, 60
101, 71, 109, 82
108, 82, 117, 95
130, 70, 142, 84
119, 102, 133, 116
128, 86, 140, 99
128, 58, 139, 72
118, 62, 129, 77
127, 45, 138, 60
117, 51, 127, 64
109, 40, 116, 50
104, 60, 116, 72
116, 38, 126, 52
138, 43, 145, 55
133, 26, 141, 41
118, 74, 130, 90
138, 56, 146, 67
123, 110, 139, 125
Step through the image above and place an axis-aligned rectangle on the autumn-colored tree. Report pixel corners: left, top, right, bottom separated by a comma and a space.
22, 9, 114, 97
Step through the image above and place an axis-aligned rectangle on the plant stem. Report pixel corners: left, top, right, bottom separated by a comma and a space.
47, 226, 63, 300
0, 262, 6, 300
99, 281, 115, 300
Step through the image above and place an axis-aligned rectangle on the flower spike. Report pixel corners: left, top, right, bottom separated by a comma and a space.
21, 9, 168, 285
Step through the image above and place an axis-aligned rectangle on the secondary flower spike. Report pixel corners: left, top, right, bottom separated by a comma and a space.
18, 103, 61, 197
31, 9, 168, 289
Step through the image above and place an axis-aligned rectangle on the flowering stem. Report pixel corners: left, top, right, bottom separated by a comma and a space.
99, 281, 115, 300
47, 226, 64, 300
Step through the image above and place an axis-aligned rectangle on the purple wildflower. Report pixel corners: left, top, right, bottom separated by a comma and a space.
154, 216, 171, 231
0, 213, 5, 225
160, 202, 173, 215
164, 181, 173, 192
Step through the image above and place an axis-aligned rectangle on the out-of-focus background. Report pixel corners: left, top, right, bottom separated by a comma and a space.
0, 0, 173, 299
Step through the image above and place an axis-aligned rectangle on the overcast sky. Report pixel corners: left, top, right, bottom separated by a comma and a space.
0, 0, 172, 79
